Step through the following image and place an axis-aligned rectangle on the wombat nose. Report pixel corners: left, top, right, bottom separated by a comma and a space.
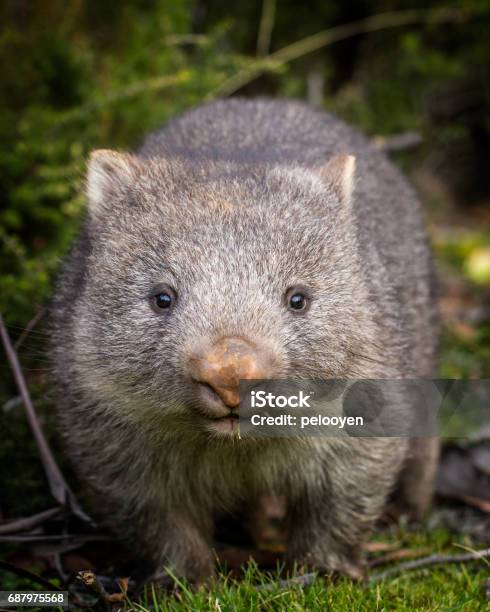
190, 337, 270, 408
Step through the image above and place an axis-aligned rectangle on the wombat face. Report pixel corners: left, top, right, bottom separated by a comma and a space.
69, 151, 369, 437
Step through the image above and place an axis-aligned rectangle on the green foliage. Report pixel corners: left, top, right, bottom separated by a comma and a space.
0, 0, 245, 324
130, 547, 488, 611
129, 527, 489, 610
132, 523, 488, 609
441, 325, 490, 378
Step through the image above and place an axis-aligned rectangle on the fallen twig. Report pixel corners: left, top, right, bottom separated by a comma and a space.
363, 541, 397, 553
0, 533, 112, 543
369, 547, 490, 582
372, 131, 422, 152
254, 547, 490, 590
77, 571, 128, 609
77, 571, 111, 611
0, 312, 91, 523
256, 571, 318, 591
0, 507, 62, 535
368, 547, 432, 568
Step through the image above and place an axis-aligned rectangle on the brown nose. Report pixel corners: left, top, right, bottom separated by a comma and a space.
190, 337, 270, 408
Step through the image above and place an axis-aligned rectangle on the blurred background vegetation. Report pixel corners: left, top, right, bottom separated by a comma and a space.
0, 0, 489, 515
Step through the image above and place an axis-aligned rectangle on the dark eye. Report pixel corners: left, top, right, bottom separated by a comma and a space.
290, 293, 306, 310
150, 285, 177, 313
285, 286, 311, 313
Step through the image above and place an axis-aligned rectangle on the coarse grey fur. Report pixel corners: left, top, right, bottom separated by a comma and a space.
50, 98, 439, 582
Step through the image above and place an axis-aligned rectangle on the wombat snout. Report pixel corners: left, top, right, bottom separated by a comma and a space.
189, 336, 273, 413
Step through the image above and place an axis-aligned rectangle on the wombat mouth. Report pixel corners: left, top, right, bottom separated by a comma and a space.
207, 413, 240, 435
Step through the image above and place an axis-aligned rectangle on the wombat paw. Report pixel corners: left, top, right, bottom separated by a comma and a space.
331, 558, 365, 581
312, 556, 365, 581
291, 550, 365, 581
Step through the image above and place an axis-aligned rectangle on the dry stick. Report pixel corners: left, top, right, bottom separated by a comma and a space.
368, 547, 431, 568
0, 533, 112, 543
0, 507, 62, 535
256, 0, 276, 57
257, 548, 490, 591
77, 571, 127, 608
77, 572, 111, 612
0, 313, 91, 523
369, 548, 490, 582
257, 572, 318, 591
208, 7, 468, 99
372, 131, 423, 153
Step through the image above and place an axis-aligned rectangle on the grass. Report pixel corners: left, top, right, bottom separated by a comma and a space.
132, 569, 487, 611
1, 526, 488, 610
123, 527, 489, 612
129, 563, 487, 611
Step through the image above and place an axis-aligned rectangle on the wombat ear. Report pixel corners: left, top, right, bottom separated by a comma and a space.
316, 154, 356, 204
86, 149, 140, 214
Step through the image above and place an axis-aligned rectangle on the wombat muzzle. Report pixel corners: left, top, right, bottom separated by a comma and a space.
188, 336, 273, 412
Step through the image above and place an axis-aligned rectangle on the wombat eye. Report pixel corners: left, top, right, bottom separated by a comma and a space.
285, 286, 310, 313
150, 285, 177, 313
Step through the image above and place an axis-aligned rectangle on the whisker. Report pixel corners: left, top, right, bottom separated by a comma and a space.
14, 308, 46, 349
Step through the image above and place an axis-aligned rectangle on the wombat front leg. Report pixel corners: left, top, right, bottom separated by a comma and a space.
394, 436, 439, 519
154, 513, 216, 586
286, 495, 366, 579
286, 441, 404, 578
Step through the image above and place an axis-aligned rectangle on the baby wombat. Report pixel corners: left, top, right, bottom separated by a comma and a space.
50, 98, 439, 582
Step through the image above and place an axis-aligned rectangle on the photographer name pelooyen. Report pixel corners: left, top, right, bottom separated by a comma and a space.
246, 390, 364, 429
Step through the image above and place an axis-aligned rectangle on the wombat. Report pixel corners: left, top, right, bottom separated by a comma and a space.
50, 98, 439, 582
